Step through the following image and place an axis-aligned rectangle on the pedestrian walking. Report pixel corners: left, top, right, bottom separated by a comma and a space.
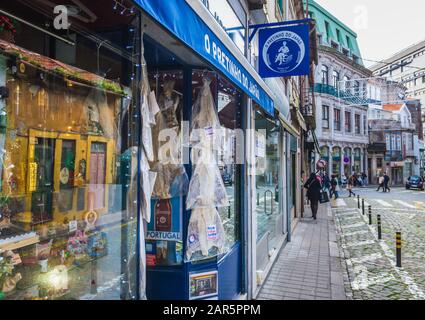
384, 173, 391, 193
323, 172, 331, 198
361, 172, 368, 187
331, 174, 339, 199
376, 175, 384, 192
347, 174, 356, 197
304, 173, 322, 220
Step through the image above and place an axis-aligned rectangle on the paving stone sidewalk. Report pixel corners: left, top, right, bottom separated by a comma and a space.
257, 203, 347, 300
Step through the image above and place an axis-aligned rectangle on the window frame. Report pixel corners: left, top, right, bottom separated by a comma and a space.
334, 108, 341, 131
355, 114, 361, 134
322, 105, 330, 129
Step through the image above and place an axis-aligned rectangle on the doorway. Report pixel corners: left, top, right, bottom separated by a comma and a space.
89, 142, 107, 210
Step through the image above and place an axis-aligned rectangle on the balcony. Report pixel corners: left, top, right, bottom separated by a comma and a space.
367, 142, 386, 153
311, 83, 373, 105
405, 149, 416, 157
384, 151, 403, 161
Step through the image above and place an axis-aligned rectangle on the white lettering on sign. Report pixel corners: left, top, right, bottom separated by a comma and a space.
203, 32, 260, 101
146, 231, 182, 241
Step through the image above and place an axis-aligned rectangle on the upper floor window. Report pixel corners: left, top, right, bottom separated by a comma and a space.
325, 21, 331, 41
333, 70, 340, 88
343, 75, 350, 91
354, 81, 360, 97
321, 65, 329, 85
276, 0, 284, 18
346, 36, 352, 49
334, 108, 341, 131
345, 111, 351, 132
336, 29, 341, 42
322, 105, 330, 129
355, 114, 361, 134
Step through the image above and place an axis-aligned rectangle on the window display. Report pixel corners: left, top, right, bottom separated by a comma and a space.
255, 106, 282, 271
0, 0, 140, 300
185, 71, 242, 262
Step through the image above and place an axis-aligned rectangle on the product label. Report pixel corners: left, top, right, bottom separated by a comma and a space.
69, 220, 78, 233
207, 225, 217, 240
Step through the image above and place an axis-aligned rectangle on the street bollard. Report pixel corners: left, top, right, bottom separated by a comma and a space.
357, 195, 360, 209
368, 205, 372, 225
362, 199, 365, 215
396, 232, 402, 267
257, 193, 259, 206
377, 214, 382, 240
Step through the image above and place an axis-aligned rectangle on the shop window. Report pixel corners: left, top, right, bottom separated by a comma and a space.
0, 0, 140, 300
254, 106, 282, 272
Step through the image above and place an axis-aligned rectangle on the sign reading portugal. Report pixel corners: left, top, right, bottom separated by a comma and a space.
259, 24, 310, 78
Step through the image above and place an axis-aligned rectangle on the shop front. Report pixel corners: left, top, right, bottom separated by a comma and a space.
0, 0, 290, 301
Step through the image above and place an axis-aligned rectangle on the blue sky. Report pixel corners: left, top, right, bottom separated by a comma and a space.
314, 0, 425, 67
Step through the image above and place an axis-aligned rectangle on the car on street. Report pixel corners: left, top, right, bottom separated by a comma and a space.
405, 176, 424, 191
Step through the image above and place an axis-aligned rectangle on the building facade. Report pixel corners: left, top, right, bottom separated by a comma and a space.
370, 40, 425, 139
368, 103, 420, 185
305, 0, 371, 179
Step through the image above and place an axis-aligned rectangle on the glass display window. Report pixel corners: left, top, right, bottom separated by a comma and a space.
0, 0, 141, 300
254, 105, 282, 272
184, 70, 242, 262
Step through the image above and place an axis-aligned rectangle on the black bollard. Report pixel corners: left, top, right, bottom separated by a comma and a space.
396, 232, 402, 267
357, 195, 360, 209
368, 205, 372, 225
377, 214, 382, 240
362, 199, 365, 215
257, 193, 259, 206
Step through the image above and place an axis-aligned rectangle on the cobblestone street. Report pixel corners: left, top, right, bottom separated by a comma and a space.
333, 187, 425, 300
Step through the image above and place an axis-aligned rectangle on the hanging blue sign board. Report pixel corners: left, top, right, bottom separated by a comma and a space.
134, 0, 275, 116
259, 24, 310, 78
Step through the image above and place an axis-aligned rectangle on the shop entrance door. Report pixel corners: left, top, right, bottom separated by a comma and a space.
31, 138, 54, 224
59, 140, 76, 212
89, 142, 106, 210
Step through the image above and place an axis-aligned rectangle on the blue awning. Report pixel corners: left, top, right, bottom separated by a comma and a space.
134, 0, 275, 116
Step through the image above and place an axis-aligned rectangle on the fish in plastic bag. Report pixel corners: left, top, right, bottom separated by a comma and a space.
190, 78, 222, 150
186, 146, 229, 209
186, 207, 225, 260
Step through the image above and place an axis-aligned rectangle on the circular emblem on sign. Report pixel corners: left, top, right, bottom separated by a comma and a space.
159, 216, 166, 224
262, 30, 305, 74
60, 167, 70, 184
343, 156, 351, 164
189, 235, 196, 243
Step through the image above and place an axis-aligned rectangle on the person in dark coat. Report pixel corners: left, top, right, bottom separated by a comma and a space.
383, 173, 391, 192
304, 173, 322, 220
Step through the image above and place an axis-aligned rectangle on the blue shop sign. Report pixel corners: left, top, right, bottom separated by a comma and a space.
259, 24, 310, 78
134, 0, 274, 116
